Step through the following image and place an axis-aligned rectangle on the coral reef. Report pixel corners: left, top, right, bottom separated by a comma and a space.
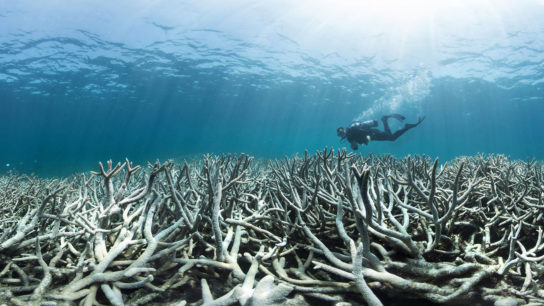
1, 149, 544, 305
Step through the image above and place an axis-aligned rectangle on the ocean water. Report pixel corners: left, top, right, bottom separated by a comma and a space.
1, 0, 544, 177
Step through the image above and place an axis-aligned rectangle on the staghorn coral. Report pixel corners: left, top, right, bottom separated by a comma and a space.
0, 150, 543, 305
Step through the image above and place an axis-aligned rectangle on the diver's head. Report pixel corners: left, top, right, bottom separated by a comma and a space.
337, 127, 346, 139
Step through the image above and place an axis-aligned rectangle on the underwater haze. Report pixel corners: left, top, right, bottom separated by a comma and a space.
1, 0, 544, 177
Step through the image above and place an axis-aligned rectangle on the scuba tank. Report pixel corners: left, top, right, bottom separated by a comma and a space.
351, 120, 378, 129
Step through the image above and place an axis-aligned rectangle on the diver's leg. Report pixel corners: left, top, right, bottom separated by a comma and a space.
381, 116, 394, 136
389, 116, 425, 140
389, 127, 411, 140
381, 114, 407, 136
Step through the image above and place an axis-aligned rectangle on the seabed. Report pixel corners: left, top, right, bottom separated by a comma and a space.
1, 148, 543, 305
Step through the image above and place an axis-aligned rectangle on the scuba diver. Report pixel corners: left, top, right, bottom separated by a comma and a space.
337, 114, 425, 150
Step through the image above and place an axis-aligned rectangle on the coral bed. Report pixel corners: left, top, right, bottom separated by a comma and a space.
1, 149, 544, 305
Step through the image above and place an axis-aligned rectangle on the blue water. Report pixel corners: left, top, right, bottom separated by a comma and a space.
1, 0, 544, 176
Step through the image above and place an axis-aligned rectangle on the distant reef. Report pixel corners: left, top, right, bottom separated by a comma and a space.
1, 150, 543, 305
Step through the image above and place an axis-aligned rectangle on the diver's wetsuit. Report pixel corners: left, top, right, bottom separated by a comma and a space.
338, 114, 424, 150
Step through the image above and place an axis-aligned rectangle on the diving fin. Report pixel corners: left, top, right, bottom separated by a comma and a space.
388, 114, 406, 121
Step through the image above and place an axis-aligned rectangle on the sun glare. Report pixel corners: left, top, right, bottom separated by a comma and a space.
319, 0, 440, 26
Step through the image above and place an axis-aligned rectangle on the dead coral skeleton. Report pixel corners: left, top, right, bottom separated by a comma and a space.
1, 151, 544, 305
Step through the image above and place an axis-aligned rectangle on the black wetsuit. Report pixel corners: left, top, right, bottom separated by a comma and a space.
340, 114, 424, 150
